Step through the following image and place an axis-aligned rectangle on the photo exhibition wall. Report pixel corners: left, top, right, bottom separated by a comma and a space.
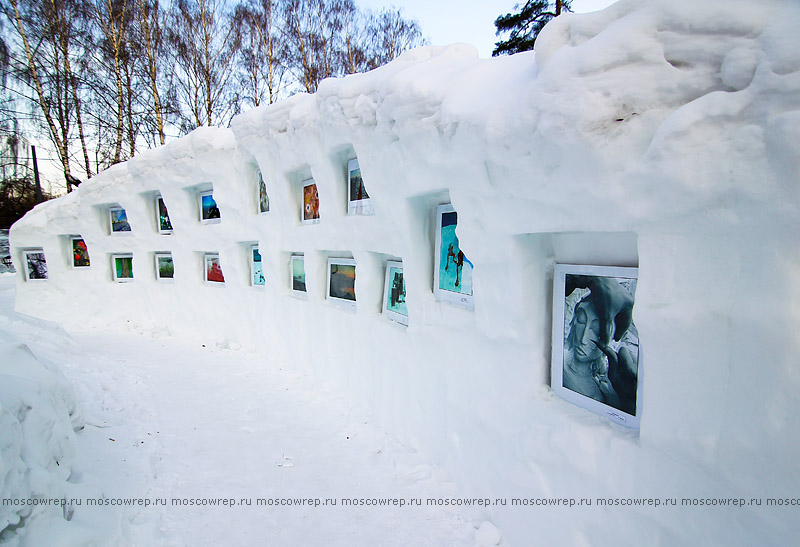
9, 1, 800, 543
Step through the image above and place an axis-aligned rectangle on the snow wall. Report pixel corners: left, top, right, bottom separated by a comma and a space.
9, 0, 800, 543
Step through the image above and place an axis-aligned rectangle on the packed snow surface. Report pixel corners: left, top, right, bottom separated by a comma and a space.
7, 0, 800, 544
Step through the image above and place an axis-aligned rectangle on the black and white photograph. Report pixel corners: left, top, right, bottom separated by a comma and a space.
23, 249, 48, 281
551, 264, 641, 428
347, 158, 374, 216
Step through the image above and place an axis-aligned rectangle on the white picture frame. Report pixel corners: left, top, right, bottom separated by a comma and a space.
109, 206, 132, 234
551, 263, 642, 429
301, 178, 320, 225
250, 244, 265, 287
154, 252, 175, 282
198, 190, 221, 224
382, 260, 408, 326
290, 255, 307, 297
111, 253, 134, 283
326, 257, 356, 310
22, 249, 48, 281
347, 158, 374, 216
433, 203, 474, 309
155, 194, 174, 234
70, 236, 91, 268
204, 253, 225, 284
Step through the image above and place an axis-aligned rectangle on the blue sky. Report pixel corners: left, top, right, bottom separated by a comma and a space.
358, 0, 618, 58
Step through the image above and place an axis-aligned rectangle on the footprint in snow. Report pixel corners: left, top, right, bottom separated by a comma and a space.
277, 455, 294, 468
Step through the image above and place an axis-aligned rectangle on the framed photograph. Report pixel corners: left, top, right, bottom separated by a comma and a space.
382, 260, 408, 326
109, 206, 132, 234
290, 255, 306, 296
301, 178, 320, 224
250, 244, 265, 287
347, 158, 373, 216
327, 257, 356, 310
156, 194, 173, 234
154, 252, 174, 282
199, 190, 221, 224
22, 249, 48, 281
71, 237, 90, 268
433, 204, 474, 309
204, 253, 225, 284
111, 253, 134, 283
551, 264, 642, 429
257, 171, 269, 214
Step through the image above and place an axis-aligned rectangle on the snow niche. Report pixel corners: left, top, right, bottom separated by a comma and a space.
9, 0, 800, 543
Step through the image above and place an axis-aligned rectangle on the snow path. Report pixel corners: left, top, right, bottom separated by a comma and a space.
0, 275, 488, 546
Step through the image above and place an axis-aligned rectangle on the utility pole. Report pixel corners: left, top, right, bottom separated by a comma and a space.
31, 145, 43, 203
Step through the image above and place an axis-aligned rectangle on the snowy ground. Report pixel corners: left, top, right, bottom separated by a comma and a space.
0, 274, 496, 546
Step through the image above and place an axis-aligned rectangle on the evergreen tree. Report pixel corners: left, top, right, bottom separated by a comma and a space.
493, 0, 572, 56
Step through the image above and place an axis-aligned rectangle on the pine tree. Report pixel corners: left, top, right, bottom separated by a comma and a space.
492, 0, 572, 56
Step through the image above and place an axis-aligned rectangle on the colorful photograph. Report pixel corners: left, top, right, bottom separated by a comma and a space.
157, 196, 173, 232
386, 266, 407, 315
156, 253, 174, 280
347, 158, 374, 215
252, 246, 265, 286
328, 259, 356, 302
291, 256, 306, 293
71, 237, 90, 267
438, 210, 473, 295
110, 207, 131, 233
258, 172, 269, 213
551, 264, 641, 429
201, 192, 221, 221
114, 255, 134, 281
205, 254, 225, 283
302, 180, 320, 223
24, 250, 48, 280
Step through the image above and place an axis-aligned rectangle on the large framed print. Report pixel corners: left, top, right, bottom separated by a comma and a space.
301, 179, 320, 224
290, 255, 306, 296
71, 237, 90, 268
204, 253, 225, 283
156, 194, 174, 234
250, 245, 265, 287
154, 252, 174, 282
433, 204, 474, 309
551, 264, 642, 428
109, 206, 132, 234
327, 258, 356, 309
22, 249, 48, 281
257, 171, 269, 214
199, 190, 221, 224
347, 159, 373, 216
382, 260, 408, 326
111, 253, 134, 282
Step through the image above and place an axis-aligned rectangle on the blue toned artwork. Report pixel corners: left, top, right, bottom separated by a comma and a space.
438, 211, 473, 295
201, 193, 220, 220
252, 247, 265, 286
386, 266, 407, 316
110, 208, 131, 232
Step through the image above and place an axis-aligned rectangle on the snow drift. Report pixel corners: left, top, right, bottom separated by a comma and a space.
8, 0, 800, 543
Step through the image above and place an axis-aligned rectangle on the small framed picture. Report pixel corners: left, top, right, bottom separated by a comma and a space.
22, 249, 48, 281
156, 194, 173, 234
250, 245, 265, 287
109, 206, 132, 234
290, 255, 306, 296
327, 257, 356, 310
70, 237, 90, 268
433, 203, 474, 309
551, 264, 642, 428
382, 260, 408, 326
111, 253, 134, 282
154, 252, 174, 282
204, 253, 225, 284
257, 171, 269, 214
301, 179, 320, 224
199, 190, 221, 224
347, 158, 373, 216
